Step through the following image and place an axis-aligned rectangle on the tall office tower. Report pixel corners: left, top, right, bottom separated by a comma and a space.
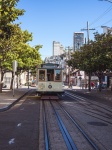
73, 32, 84, 51
101, 26, 112, 34
53, 41, 64, 56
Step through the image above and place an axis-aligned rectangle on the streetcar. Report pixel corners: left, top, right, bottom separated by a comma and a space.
36, 63, 64, 95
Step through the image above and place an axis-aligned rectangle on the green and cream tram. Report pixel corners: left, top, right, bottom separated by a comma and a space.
36, 63, 64, 95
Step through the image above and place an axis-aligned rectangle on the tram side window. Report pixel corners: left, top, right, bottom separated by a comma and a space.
55, 70, 61, 81
39, 70, 45, 81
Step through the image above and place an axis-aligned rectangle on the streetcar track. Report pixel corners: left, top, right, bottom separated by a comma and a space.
50, 100, 78, 150
67, 90, 112, 115
65, 91, 112, 113
41, 97, 100, 150
62, 100, 112, 125
64, 91, 112, 125
42, 100, 50, 150
56, 100, 99, 150
42, 99, 78, 150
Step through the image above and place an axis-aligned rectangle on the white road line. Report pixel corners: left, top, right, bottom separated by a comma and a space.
17, 123, 22, 127
8, 138, 15, 145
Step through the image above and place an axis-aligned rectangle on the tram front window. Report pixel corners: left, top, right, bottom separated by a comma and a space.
47, 69, 54, 81
55, 70, 61, 81
39, 70, 45, 81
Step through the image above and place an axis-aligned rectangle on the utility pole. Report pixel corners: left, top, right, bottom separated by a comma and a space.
65, 46, 72, 86
81, 21, 95, 44
81, 21, 95, 91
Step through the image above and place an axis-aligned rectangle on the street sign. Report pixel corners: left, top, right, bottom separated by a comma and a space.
12, 60, 17, 97
13, 60, 18, 72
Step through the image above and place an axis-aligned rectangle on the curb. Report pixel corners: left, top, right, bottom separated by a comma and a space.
0, 90, 31, 112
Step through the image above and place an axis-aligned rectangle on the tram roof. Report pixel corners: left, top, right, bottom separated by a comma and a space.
38, 63, 63, 69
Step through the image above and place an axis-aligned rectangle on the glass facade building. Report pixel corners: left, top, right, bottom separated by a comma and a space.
73, 32, 84, 51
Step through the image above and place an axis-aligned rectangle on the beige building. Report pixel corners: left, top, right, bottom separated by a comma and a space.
53, 41, 64, 56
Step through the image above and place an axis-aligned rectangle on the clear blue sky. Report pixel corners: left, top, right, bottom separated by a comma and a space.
16, 0, 112, 60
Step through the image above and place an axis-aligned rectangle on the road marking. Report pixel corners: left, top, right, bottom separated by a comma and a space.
9, 138, 15, 145
17, 123, 22, 127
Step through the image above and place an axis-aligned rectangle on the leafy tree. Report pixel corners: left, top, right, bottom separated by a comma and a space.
0, 0, 25, 38
0, 0, 25, 91
91, 32, 112, 90
67, 32, 112, 91
0, 0, 43, 91
1, 26, 42, 89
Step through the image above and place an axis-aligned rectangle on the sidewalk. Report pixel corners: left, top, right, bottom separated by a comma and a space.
0, 87, 30, 112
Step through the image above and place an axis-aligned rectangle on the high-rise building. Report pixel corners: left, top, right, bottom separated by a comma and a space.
73, 32, 84, 51
53, 41, 64, 56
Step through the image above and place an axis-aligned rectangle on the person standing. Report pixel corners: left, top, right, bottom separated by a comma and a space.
91, 82, 94, 89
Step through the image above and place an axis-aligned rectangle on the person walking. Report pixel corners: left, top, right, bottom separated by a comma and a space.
91, 82, 94, 89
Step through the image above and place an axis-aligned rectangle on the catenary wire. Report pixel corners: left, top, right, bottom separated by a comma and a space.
89, 4, 112, 26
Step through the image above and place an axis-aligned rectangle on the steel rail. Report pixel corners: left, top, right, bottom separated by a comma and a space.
58, 102, 99, 150
65, 91, 87, 101
50, 101, 78, 150
65, 91, 112, 113
64, 91, 112, 125
42, 101, 50, 150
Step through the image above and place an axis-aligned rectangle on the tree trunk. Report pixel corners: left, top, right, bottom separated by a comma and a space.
98, 77, 102, 92
0, 69, 4, 93
88, 72, 91, 92
0, 84, 3, 93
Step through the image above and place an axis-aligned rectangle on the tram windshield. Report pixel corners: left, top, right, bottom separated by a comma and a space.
39, 70, 45, 81
47, 69, 54, 81
55, 70, 61, 81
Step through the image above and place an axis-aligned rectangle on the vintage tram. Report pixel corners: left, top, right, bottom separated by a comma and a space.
36, 63, 64, 95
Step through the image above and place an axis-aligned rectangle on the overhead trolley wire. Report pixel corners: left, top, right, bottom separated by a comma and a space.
81, 4, 112, 30
89, 4, 112, 27
94, 18, 112, 29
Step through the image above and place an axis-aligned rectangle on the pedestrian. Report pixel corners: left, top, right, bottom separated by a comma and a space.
69, 80, 73, 89
91, 82, 94, 89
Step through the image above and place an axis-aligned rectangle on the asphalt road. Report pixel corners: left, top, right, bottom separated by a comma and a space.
0, 91, 40, 150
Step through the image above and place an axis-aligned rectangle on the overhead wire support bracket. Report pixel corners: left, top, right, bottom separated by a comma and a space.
81, 21, 95, 44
